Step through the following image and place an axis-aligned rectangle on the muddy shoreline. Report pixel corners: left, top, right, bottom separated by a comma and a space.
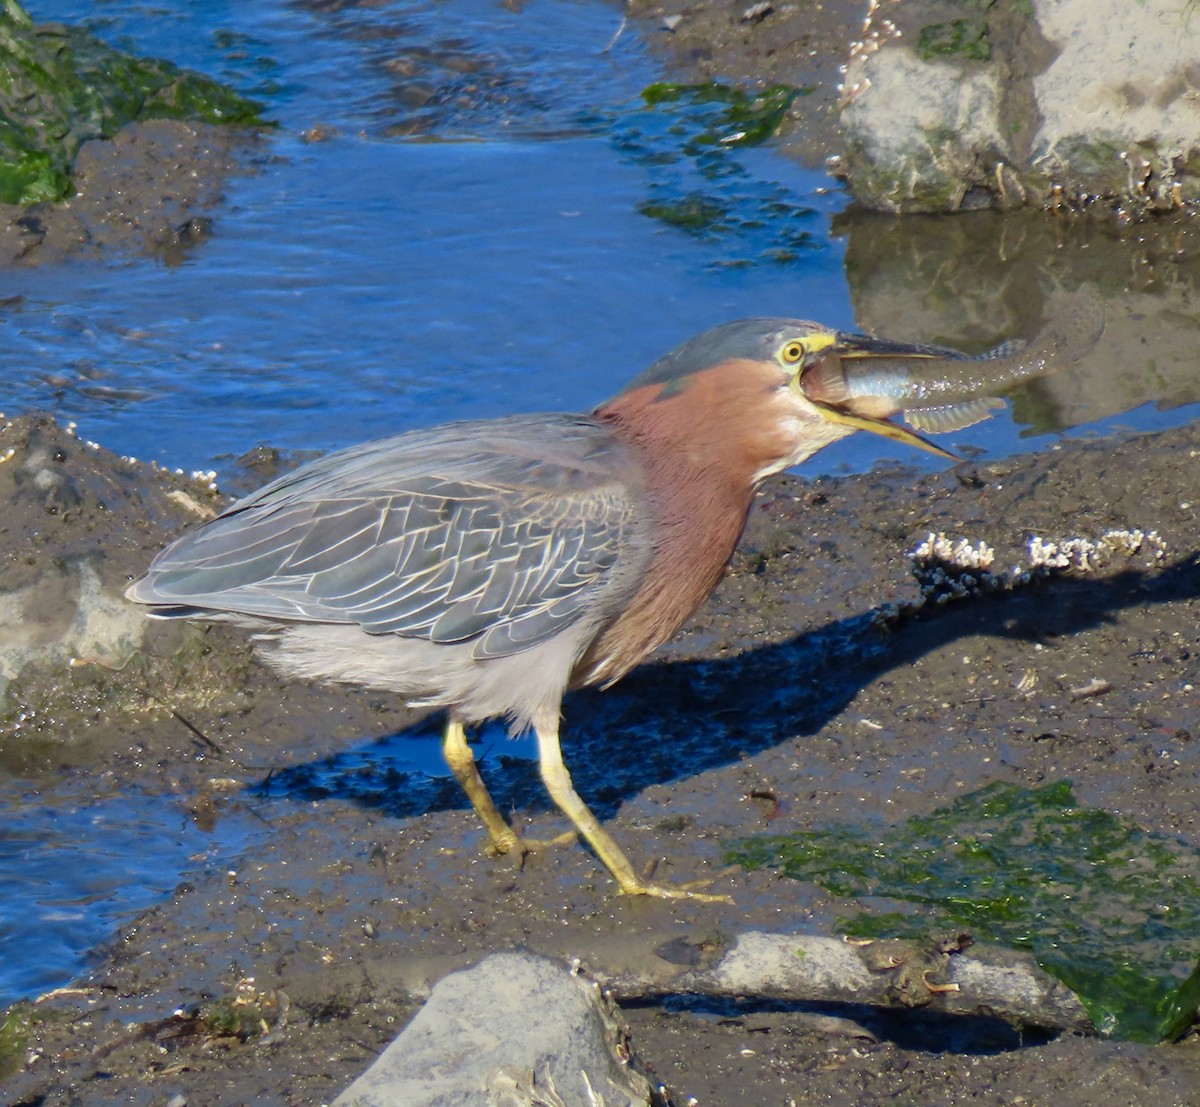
3, 1, 1200, 1105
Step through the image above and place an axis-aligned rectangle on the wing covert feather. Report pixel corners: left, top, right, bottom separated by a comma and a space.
131, 415, 646, 658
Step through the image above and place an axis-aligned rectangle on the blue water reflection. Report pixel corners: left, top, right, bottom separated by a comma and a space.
0, 785, 265, 1008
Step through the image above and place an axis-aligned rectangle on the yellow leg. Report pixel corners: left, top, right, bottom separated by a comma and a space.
534, 716, 731, 903
442, 717, 576, 857
441, 716, 521, 855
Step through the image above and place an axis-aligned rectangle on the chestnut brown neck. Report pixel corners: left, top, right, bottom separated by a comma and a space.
575, 362, 791, 686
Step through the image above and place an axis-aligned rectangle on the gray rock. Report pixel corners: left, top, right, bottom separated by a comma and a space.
835, 0, 1200, 214
333, 951, 653, 1107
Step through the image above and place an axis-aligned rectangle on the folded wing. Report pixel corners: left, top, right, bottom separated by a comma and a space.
128, 415, 644, 659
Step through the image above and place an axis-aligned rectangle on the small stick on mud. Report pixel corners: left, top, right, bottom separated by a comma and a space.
169, 707, 225, 757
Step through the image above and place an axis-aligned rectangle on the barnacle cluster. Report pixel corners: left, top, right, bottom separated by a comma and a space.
1026, 529, 1166, 572
873, 528, 1168, 627
908, 532, 1002, 605
838, 0, 902, 107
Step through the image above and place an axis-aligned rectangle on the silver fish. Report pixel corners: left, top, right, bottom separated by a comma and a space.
802, 290, 1106, 444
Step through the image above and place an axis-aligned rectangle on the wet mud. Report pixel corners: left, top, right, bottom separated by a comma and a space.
0, 120, 259, 266
3, 410, 1200, 1105
3, 1, 1200, 1105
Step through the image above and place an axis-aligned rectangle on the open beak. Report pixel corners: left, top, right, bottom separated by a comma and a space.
831, 330, 966, 361
810, 401, 960, 461
802, 331, 964, 462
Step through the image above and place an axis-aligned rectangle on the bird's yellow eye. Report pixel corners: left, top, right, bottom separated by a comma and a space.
780, 339, 807, 364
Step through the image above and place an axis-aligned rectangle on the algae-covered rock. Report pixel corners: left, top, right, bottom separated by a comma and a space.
836, 34, 1016, 214
836, 0, 1200, 215
0, 0, 265, 205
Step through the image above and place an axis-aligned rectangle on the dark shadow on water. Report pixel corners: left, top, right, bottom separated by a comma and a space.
253, 553, 1200, 823
631, 994, 1057, 1056
253, 715, 543, 821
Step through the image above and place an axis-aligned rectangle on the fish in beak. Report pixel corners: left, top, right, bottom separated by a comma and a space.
801, 292, 1105, 455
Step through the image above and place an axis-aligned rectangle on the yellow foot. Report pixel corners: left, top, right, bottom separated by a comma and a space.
485, 827, 579, 859
616, 876, 734, 904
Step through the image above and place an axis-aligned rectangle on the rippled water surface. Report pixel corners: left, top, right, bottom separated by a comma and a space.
0, 782, 265, 1007
2, 0, 858, 473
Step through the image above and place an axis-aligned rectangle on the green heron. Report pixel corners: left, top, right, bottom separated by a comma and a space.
128, 318, 962, 900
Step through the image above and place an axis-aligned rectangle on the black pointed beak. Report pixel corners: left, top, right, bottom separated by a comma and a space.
832, 331, 968, 361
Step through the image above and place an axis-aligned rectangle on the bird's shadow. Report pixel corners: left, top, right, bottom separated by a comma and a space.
254, 553, 1200, 825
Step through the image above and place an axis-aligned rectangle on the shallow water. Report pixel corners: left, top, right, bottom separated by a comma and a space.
2, 0, 1199, 1012
2, 0, 855, 475
0, 781, 266, 1007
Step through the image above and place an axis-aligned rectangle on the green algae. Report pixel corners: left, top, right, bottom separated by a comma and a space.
0, 1005, 30, 1079
0, 0, 266, 205
200, 996, 268, 1040
917, 18, 992, 62
605, 81, 817, 264
727, 780, 1200, 1042
915, 0, 997, 61
639, 81, 800, 151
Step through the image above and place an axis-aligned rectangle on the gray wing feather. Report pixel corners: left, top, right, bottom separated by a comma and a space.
129, 415, 644, 659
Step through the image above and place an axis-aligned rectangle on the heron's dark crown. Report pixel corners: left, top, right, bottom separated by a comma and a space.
615, 317, 825, 397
